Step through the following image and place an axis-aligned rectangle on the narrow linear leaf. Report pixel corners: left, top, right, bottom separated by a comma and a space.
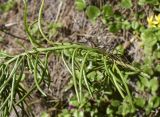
72, 49, 80, 102
33, 54, 46, 96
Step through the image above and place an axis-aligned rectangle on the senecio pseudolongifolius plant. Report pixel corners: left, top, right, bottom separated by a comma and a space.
0, 0, 153, 116
147, 14, 160, 28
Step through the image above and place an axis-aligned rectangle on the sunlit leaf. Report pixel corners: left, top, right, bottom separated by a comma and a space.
75, 0, 86, 11
120, 0, 133, 9
86, 6, 100, 21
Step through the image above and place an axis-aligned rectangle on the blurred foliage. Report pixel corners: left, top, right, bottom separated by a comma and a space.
0, 0, 16, 12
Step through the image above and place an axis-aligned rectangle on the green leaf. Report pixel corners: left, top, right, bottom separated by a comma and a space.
86, 6, 100, 21
0, 0, 16, 12
153, 97, 160, 108
117, 103, 131, 116
131, 21, 140, 30
134, 98, 145, 108
102, 5, 113, 17
156, 64, 160, 72
122, 20, 131, 30
149, 77, 159, 94
109, 22, 122, 33
113, 45, 125, 55
69, 97, 79, 107
141, 59, 154, 75
140, 77, 149, 88
87, 71, 103, 81
58, 109, 71, 117
138, 0, 147, 5
73, 110, 84, 117
153, 50, 160, 59
96, 71, 103, 80
87, 71, 96, 82
137, 80, 144, 91
111, 100, 121, 107
147, 96, 160, 111
156, 51, 160, 58
48, 22, 62, 37
155, 29, 160, 41
30, 23, 39, 35
75, 0, 86, 11
138, 0, 158, 5
120, 0, 133, 9
41, 112, 50, 117
106, 106, 113, 114
141, 29, 158, 47
145, 104, 152, 115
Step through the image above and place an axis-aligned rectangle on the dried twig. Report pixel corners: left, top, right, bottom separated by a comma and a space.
0, 23, 29, 42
